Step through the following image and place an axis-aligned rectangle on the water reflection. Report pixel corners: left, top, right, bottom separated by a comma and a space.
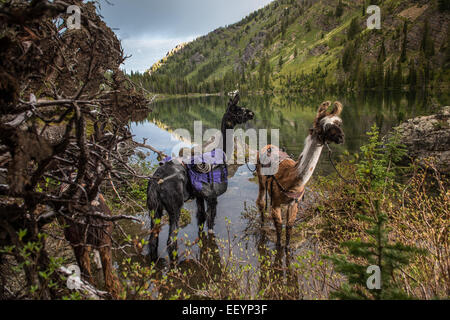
133, 92, 435, 175
127, 92, 442, 294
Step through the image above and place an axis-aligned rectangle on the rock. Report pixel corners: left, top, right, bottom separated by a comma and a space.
394, 106, 450, 174
309, 44, 329, 56
241, 31, 266, 65
189, 52, 205, 65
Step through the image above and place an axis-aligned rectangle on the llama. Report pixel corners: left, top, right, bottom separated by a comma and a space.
146, 93, 254, 262
256, 101, 345, 249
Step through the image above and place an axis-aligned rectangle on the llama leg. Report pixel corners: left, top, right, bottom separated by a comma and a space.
256, 178, 266, 223
148, 208, 163, 262
166, 207, 180, 263
73, 245, 94, 284
271, 206, 282, 248
98, 246, 121, 299
196, 197, 206, 232
286, 203, 298, 250
206, 197, 218, 233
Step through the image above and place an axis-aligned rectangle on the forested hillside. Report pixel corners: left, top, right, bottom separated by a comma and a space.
129, 0, 450, 95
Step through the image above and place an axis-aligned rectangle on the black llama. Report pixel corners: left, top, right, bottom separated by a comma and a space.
146, 93, 254, 261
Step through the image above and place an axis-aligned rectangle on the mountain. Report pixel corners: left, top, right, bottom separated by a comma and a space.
130, 0, 450, 94
147, 43, 187, 75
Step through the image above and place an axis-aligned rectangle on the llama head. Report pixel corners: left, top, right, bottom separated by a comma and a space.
222, 92, 254, 129
314, 101, 344, 145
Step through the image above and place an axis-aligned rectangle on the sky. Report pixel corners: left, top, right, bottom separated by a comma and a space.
99, 0, 274, 73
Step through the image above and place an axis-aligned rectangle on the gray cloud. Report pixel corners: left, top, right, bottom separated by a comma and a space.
98, 0, 273, 72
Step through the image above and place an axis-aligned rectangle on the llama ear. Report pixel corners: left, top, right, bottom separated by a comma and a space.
329, 101, 343, 116
231, 92, 240, 106
316, 101, 331, 119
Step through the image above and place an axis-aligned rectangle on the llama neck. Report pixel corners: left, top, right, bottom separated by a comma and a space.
220, 117, 231, 155
221, 128, 227, 154
294, 134, 323, 187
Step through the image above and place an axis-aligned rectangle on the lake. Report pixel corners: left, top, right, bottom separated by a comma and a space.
127, 91, 443, 294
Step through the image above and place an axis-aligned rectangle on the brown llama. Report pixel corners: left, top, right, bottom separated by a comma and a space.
256, 101, 345, 248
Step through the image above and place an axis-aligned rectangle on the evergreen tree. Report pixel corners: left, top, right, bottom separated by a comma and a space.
325, 203, 424, 300
446, 25, 450, 64
394, 60, 403, 91
278, 55, 283, 69
294, 47, 298, 59
378, 39, 386, 62
348, 17, 361, 40
421, 19, 435, 58
335, 0, 344, 17
424, 59, 431, 86
357, 67, 367, 91
400, 21, 408, 62
341, 42, 354, 72
305, 20, 311, 32
408, 60, 417, 89
389, 63, 395, 89
281, 21, 287, 40
376, 62, 384, 90
259, 55, 267, 88
264, 33, 272, 47
368, 64, 376, 89
384, 66, 391, 90
264, 58, 271, 91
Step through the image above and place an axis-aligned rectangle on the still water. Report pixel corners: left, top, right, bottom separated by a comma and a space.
127, 92, 440, 288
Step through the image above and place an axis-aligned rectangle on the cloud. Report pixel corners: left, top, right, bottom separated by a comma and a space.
99, 0, 274, 72
120, 35, 198, 72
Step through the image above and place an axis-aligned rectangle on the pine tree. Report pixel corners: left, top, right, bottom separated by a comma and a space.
325, 202, 424, 300
421, 19, 435, 58
258, 55, 267, 88
358, 68, 367, 91
394, 60, 403, 91
378, 39, 386, 62
348, 17, 361, 40
400, 21, 408, 62
294, 47, 298, 59
424, 59, 430, 86
305, 20, 311, 32
278, 55, 283, 69
446, 25, 450, 64
341, 42, 354, 72
384, 66, 391, 90
376, 61, 384, 90
389, 63, 395, 89
335, 0, 344, 17
408, 60, 417, 90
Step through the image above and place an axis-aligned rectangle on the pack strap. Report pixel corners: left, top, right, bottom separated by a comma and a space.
264, 174, 305, 211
